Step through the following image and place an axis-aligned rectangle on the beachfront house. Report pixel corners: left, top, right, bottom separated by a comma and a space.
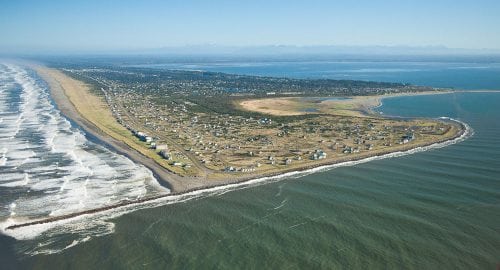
311, 149, 327, 160
401, 132, 415, 144
159, 150, 172, 160
134, 131, 153, 143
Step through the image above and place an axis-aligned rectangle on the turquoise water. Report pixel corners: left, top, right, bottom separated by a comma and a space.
1, 61, 500, 269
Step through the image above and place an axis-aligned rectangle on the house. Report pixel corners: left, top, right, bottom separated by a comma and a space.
401, 132, 415, 144
343, 146, 353, 154
311, 149, 327, 160
259, 118, 272, 125
159, 150, 172, 160
134, 131, 149, 141
241, 167, 256, 173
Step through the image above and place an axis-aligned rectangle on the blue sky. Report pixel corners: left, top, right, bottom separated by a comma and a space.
1, 0, 499, 52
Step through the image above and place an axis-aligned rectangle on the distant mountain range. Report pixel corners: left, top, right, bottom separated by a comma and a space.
138, 45, 500, 56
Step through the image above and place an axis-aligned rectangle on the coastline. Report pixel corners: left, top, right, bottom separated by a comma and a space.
3, 64, 470, 231
4, 117, 471, 231
34, 64, 467, 190
33, 65, 193, 192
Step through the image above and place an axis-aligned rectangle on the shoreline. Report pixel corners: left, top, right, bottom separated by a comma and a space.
4, 117, 471, 231
35, 64, 468, 190
33, 65, 185, 191
34, 65, 462, 194
2, 64, 470, 231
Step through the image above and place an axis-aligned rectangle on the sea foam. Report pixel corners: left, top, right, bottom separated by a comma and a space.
0, 64, 169, 255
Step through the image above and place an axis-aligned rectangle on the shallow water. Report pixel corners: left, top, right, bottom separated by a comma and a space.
1, 61, 499, 269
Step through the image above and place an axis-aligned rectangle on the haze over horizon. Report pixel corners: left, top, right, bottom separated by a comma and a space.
1, 0, 500, 54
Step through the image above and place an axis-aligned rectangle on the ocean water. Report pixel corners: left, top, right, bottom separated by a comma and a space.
138, 60, 500, 90
0, 64, 168, 256
1, 60, 499, 269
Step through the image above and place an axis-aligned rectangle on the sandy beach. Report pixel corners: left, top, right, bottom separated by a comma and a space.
33, 66, 201, 192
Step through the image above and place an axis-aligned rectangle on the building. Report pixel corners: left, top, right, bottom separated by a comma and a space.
401, 132, 415, 144
159, 150, 172, 160
311, 149, 327, 160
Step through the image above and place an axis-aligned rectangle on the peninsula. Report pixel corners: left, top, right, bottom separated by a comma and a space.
34, 64, 464, 194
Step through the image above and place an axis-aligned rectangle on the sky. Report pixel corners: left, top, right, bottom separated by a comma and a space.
1, 0, 500, 53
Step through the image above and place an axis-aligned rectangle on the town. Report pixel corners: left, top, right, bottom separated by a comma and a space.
59, 66, 459, 179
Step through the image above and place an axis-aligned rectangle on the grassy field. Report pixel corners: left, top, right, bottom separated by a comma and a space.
237, 96, 381, 117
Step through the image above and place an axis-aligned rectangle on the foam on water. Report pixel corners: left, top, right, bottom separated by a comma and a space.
0, 63, 169, 255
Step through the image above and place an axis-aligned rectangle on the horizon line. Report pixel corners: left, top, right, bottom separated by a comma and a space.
2, 44, 500, 57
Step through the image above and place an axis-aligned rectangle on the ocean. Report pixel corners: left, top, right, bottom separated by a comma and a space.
0, 64, 168, 257
1, 59, 499, 269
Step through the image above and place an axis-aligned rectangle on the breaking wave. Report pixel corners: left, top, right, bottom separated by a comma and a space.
0, 63, 168, 255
